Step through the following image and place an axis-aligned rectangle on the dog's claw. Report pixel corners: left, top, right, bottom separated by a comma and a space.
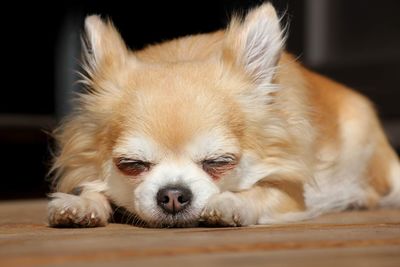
48, 192, 110, 228
200, 192, 252, 227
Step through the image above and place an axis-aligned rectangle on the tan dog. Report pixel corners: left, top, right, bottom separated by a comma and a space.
48, 3, 399, 227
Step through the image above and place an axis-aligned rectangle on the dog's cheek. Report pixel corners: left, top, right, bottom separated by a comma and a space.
105, 170, 140, 213
185, 175, 221, 214
132, 176, 161, 221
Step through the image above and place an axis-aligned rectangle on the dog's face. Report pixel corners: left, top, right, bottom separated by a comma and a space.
79, 4, 283, 227
106, 63, 245, 227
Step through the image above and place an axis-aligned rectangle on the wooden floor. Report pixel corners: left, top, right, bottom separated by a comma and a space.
0, 199, 399, 267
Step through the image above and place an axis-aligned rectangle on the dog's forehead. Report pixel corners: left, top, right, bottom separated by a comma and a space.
111, 61, 244, 157
118, 75, 228, 148
130, 60, 219, 84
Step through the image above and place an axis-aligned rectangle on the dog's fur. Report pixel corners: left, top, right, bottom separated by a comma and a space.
48, 3, 400, 228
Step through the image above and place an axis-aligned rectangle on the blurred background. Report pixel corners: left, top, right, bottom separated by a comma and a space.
1, 0, 399, 199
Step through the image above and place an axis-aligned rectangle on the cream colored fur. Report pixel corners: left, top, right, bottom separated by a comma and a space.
48, 3, 399, 228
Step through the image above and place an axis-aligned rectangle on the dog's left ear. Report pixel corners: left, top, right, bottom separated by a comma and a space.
223, 3, 284, 85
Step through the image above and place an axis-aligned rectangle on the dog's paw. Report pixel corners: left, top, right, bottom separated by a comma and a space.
48, 192, 110, 228
200, 192, 255, 227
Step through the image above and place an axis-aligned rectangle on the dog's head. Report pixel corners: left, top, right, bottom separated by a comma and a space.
60, 4, 285, 227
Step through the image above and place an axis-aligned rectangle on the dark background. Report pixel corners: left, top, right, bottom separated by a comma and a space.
1, 0, 399, 199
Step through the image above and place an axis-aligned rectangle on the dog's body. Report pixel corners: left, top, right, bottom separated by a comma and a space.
48, 4, 400, 228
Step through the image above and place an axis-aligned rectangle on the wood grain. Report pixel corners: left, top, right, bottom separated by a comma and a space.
0, 200, 399, 267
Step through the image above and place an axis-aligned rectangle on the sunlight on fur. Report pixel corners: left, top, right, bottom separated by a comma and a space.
48, 3, 400, 228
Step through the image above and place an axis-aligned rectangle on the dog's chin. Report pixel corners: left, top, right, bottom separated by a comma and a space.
113, 205, 200, 228
144, 210, 201, 228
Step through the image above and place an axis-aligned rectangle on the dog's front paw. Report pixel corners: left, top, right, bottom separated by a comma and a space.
200, 192, 255, 227
48, 192, 110, 227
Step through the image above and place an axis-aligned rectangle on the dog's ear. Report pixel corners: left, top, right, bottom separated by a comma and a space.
223, 3, 284, 86
82, 15, 128, 74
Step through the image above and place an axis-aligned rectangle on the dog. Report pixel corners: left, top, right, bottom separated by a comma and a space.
48, 3, 400, 228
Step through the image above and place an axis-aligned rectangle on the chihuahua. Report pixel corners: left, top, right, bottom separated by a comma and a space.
48, 3, 399, 227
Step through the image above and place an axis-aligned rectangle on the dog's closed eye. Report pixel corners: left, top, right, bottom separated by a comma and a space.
114, 158, 152, 176
201, 154, 238, 180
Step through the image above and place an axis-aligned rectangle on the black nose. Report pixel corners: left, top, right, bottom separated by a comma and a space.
156, 186, 192, 214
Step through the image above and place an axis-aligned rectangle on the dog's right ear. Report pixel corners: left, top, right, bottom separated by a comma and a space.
82, 15, 128, 74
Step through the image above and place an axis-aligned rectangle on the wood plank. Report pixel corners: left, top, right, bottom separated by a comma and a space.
0, 200, 399, 267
